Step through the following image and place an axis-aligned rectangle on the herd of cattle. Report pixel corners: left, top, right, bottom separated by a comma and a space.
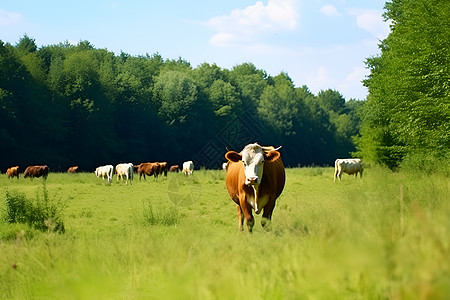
4, 143, 363, 232
4, 160, 196, 183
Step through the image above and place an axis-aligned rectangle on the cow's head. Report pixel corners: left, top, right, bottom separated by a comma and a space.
225, 143, 281, 186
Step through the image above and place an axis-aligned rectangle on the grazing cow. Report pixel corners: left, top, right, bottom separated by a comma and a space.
225, 143, 285, 232
334, 158, 363, 181
158, 162, 168, 178
169, 165, 179, 173
7, 166, 20, 179
116, 163, 134, 185
95, 165, 114, 184
138, 162, 160, 180
222, 162, 228, 172
24, 165, 49, 179
133, 164, 140, 173
67, 166, 79, 173
182, 161, 194, 176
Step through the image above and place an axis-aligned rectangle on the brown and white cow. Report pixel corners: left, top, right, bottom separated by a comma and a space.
7, 166, 20, 179
138, 162, 160, 180
67, 166, 79, 173
24, 165, 49, 179
334, 158, 363, 181
225, 143, 285, 232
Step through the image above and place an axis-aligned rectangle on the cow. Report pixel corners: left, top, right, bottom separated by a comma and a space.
7, 166, 20, 179
169, 165, 179, 173
334, 158, 363, 181
138, 162, 160, 180
158, 162, 168, 178
95, 165, 114, 184
133, 164, 140, 173
222, 162, 228, 172
24, 165, 49, 179
182, 161, 194, 176
225, 143, 285, 232
67, 166, 79, 173
116, 163, 134, 185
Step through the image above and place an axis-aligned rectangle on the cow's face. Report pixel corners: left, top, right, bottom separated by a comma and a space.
225, 143, 280, 186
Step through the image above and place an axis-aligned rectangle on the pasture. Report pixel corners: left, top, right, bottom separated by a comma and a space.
1, 167, 449, 299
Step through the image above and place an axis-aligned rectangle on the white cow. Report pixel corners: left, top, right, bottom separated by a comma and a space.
182, 161, 194, 176
95, 165, 114, 184
334, 158, 363, 181
116, 163, 134, 185
222, 162, 228, 172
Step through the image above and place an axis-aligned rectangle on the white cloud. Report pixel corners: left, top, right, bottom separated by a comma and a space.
206, 0, 299, 47
338, 66, 369, 99
0, 9, 23, 26
307, 66, 334, 92
348, 9, 391, 40
320, 5, 341, 17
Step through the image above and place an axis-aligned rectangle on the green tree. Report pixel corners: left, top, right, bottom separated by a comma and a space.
358, 0, 450, 169
208, 79, 241, 118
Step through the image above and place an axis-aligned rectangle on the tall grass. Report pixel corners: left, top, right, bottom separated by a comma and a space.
0, 168, 449, 299
3, 184, 65, 233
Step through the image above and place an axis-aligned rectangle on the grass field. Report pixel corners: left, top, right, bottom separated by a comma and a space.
0, 167, 449, 299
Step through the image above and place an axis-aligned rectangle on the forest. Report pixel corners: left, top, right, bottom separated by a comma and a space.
1, 0, 448, 173
0, 36, 362, 171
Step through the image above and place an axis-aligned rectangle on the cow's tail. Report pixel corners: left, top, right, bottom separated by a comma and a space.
334, 159, 340, 181
129, 165, 133, 182
109, 167, 113, 184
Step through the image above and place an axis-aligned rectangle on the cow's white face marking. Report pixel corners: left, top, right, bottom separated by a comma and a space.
241, 144, 265, 186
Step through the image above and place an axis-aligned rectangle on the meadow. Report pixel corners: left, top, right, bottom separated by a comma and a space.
0, 167, 449, 299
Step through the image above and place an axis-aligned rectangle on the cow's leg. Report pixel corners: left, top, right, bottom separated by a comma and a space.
261, 198, 275, 229
239, 196, 254, 233
236, 205, 244, 231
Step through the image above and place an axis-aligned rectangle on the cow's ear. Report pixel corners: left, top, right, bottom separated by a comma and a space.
264, 150, 280, 162
225, 151, 242, 162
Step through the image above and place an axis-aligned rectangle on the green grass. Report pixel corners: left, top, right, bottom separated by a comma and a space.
0, 168, 449, 299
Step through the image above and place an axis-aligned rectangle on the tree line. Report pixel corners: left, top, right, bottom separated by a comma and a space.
357, 0, 449, 172
0, 36, 362, 171
2, 0, 447, 173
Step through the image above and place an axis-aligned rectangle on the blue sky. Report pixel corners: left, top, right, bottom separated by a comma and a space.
1, 0, 390, 100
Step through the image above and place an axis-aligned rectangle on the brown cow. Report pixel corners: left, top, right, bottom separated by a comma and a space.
24, 165, 49, 179
7, 166, 20, 179
225, 143, 285, 232
169, 165, 179, 173
67, 166, 79, 173
138, 162, 160, 180
158, 162, 168, 178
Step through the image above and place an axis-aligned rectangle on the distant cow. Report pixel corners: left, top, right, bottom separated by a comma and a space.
133, 164, 140, 173
95, 165, 114, 184
222, 162, 228, 172
116, 163, 134, 185
67, 166, 79, 173
334, 158, 363, 181
24, 165, 49, 179
138, 162, 160, 180
169, 165, 179, 173
182, 161, 194, 176
7, 166, 20, 179
225, 143, 285, 232
158, 162, 168, 178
